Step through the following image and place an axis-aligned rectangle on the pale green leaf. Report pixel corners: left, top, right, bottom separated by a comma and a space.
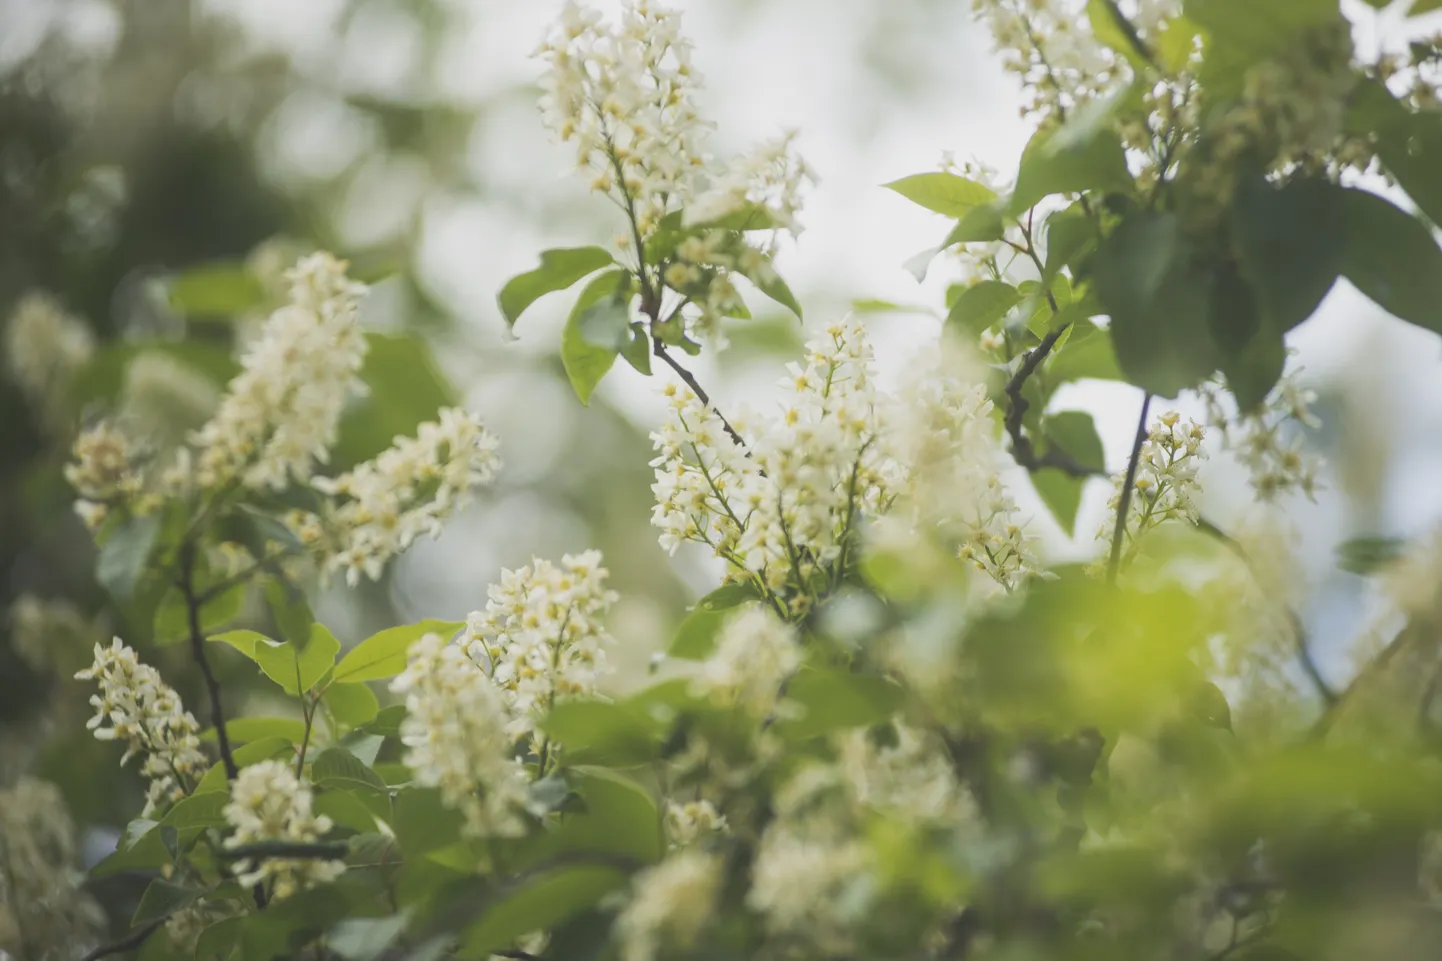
497, 247, 615, 330
332, 619, 464, 683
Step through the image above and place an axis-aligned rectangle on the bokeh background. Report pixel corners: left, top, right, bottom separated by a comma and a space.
1, 0, 1441, 890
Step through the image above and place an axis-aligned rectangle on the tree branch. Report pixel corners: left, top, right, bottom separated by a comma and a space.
75, 919, 166, 961
218, 840, 350, 861
652, 341, 748, 448
1003, 323, 1101, 477
1107, 392, 1153, 584
180, 545, 238, 782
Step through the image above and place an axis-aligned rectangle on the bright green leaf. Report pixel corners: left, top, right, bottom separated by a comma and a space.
1340, 187, 1442, 335
1010, 96, 1134, 214
168, 262, 266, 319
884, 172, 997, 218
253, 623, 340, 696
194, 736, 295, 794
203, 716, 306, 745
946, 281, 1022, 335
332, 619, 464, 684
562, 269, 628, 405
160, 792, 229, 830
210, 629, 268, 661
775, 668, 905, 740
325, 682, 381, 729
522, 767, 663, 867
944, 204, 1006, 247
685, 201, 780, 231
132, 879, 202, 927
542, 700, 662, 767
312, 746, 389, 794
497, 247, 615, 330
668, 584, 758, 659
750, 262, 803, 320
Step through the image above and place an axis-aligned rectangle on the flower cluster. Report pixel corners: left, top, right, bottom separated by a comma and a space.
3, 291, 94, 435
193, 251, 369, 491
1098, 410, 1206, 569
288, 407, 502, 586
391, 632, 531, 839
75, 639, 208, 815
614, 849, 723, 961
939, 155, 1023, 288
693, 605, 802, 719
1198, 366, 1323, 502
664, 798, 729, 848
462, 551, 618, 747
66, 420, 148, 531
222, 760, 345, 900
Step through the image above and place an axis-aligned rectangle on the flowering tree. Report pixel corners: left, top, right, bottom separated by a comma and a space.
7, 1, 1442, 960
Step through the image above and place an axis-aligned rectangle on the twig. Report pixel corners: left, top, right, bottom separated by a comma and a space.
1193, 516, 1337, 705
179, 546, 238, 782
1003, 324, 1101, 477
76, 919, 166, 961
653, 341, 748, 448
218, 840, 350, 861
1107, 392, 1153, 583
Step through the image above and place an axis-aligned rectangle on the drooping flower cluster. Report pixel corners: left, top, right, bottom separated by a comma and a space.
664, 799, 729, 849
651, 318, 1037, 602
74, 639, 208, 815
693, 605, 802, 719
613, 849, 723, 961
391, 632, 531, 839
462, 551, 618, 746
1098, 410, 1206, 567
1198, 365, 1323, 502
193, 251, 369, 491
3, 291, 94, 435
288, 407, 502, 586
0, 778, 106, 961
66, 420, 148, 531
222, 760, 345, 900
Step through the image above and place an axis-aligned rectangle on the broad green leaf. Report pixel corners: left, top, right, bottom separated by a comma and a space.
325, 682, 380, 728
160, 792, 229, 830
577, 296, 633, 351
944, 204, 1006, 247
1047, 321, 1122, 383
1336, 535, 1407, 575
1412, 0, 1442, 12
332, 619, 465, 683
91, 820, 177, 877
210, 629, 268, 661
254, 623, 340, 696
497, 247, 615, 329
775, 668, 905, 740
1092, 212, 1220, 397
1043, 207, 1100, 284
1209, 262, 1285, 411
194, 736, 295, 794
132, 879, 202, 926
541, 699, 662, 767
96, 513, 161, 601
685, 201, 780, 231
946, 281, 1022, 335
195, 918, 244, 960
1345, 80, 1442, 235
332, 334, 457, 468
562, 269, 628, 405
264, 578, 315, 647
884, 172, 997, 217
312, 746, 389, 794
153, 582, 245, 646
668, 584, 759, 659
1233, 176, 1344, 332
523, 767, 662, 866
1186, 0, 1339, 96
1045, 411, 1106, 473
314, 789, 385, 834
393, 787, 464, 857
203, 716, 306, 745
1340, 188, 1442, 334
362, 704, 407, 739
461, 864, 629, 957
1033, 469, 1087, 538
327, 916, 409, 961
620, 325, 653, 375
169, 262, 266, 319
72, 342, 239, 410
1010, 96, 1134, 214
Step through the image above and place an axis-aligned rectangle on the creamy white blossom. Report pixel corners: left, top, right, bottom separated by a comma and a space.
462, 551, 618, 746
291, 407, 502, 586
1199, 365, 1323, 502
1098, 410, 1206, 568
614, 850, 722, 961
193, 251, 368, 491
222, 760, 345, 899
65, 420, 146, 531
392, 631, 531, 839
75, 639, 208, 815
664, 799, 728, 848
3, 291, 94, 433
694, 605, 801, 718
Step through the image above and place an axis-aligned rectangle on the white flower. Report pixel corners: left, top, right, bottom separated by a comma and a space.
3, 291, 94, 433
664, 799, 728, 849
693, 605, 801, 718
74, 639, 208, 816
222, 760, 345, 900
391, 632, 531, 839
614, 850, 723, 961
296, 407, 502, 586
65, 421, 146, 531
1199, 363, 1323, 503
462, 551, 618, 745
1098, 409, 1207, 568
193, 252, 368, 491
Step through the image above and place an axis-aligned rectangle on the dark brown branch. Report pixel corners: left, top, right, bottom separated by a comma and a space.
219, 840, 350, 861
76, 919, 166, 961
653, 341, 748, 448
1107, 392, 1153, 584
1002, 324, 1101, 477
179, 546, 238, 782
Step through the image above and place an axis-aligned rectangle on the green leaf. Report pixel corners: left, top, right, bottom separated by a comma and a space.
332, 619, 464, 683
619, 325, 653, 375
523, 767, 662, 866
253, 623, 340, 696
1336, 535, 1407, 575
203, 716, 307, 745
210, 629, 268, 660
685, 201, 781, 231
668, 585, 759, 660
1186, 0, 1339, 96
332, 334, 458, 468
542, 700, 662, 767
393, 788, 464, 857
169, 262, 266, 319
325, 682, 380, 728
91, 820, 177, 876
945, 281, 1022, 335
1047, 320, 1122, 384
160, 792, 229, 830
264, 578, 314, 647
461, 864, 629, 957
312, 746, 389, 794
884, 172, 997, 217
153, 582, 245, 646
1209, 262, 1285, 411
362, 704, 408, 739
1345, 79, 1442, 232
1033, 470, 1086, 537
1045, 411, 1106, 473
1340, 187, 1442, 334
327, 916, 409, 961
1088, 0, 1154, 70
314, 789, 386, 834
1092, 212, 1220, 397
577, 295, 634, 351
775, 668, 905, 740
1043, 207, 1100, 284
194, 736, 295, 793
1010, 97, 1134, 214
497, 247, 615, 330
1233, 176, 1344, 332
562, 269, 629, 405
943, 204, 1006, 247
96, 513, 161, 601
751, 263, 803, 320
132, 879, 202, 926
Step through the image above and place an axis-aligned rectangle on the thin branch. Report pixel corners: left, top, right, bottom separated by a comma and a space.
1107, 392, 1153, 584
76, 919, 166, 961
218, 840, 350, 861
1002, 324, 1101, 477
653, 341, 748, 448
180, 546, 238, 782
1193, 516, 1337, 705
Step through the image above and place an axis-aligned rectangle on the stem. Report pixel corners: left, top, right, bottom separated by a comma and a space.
296, 694, 317, 778
654, 342, 748, 448
1002, 323, 1100, 477
180, 545, 239, 782
76, 920, 167, 961
1107, 393, 1153, 584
